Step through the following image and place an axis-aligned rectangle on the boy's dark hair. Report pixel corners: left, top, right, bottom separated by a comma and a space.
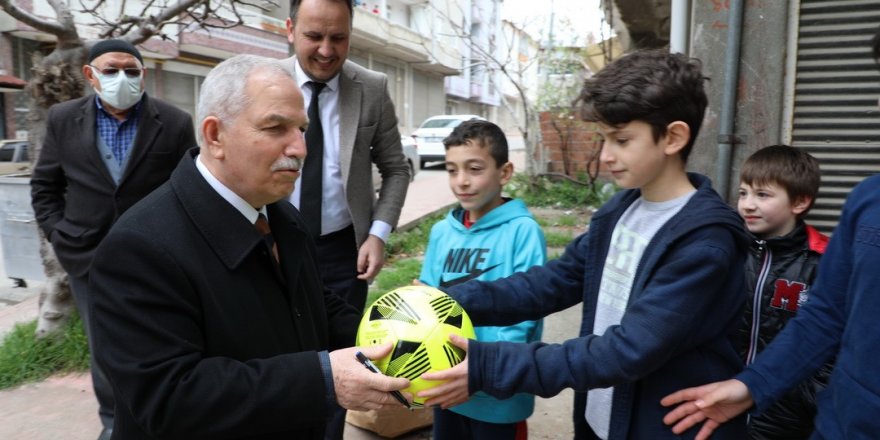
290, 0, 353, 24
740, 145, 821, 216
577, 49, 708, 163
443, 119, 509, 167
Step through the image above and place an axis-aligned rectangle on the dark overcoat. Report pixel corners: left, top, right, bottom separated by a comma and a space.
90, 150, 359, 439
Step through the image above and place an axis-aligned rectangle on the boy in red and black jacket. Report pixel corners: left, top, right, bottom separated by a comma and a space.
735, 145, 833, 439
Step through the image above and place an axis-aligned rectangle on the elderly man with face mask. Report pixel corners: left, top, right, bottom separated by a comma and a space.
30, 39, 197, 440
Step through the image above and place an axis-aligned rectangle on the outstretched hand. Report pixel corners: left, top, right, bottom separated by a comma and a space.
660, 379, 754, 440
416, 333, 470, 409
329, 343, 411, 411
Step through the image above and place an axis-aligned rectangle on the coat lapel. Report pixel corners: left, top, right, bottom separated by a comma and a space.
171, 151, 265, 271
119, 95, 161, 184
77, 97, 115, 187
170, 153, 311, 327
338, 62, 361, 186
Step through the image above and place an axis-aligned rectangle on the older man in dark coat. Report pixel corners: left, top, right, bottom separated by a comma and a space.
89, 54, 408, 439
30, 39, 196, 439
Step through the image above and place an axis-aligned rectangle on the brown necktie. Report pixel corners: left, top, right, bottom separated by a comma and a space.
254, 213, 279, 263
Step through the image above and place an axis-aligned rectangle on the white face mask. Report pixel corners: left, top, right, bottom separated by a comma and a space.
90, 66, 144, 110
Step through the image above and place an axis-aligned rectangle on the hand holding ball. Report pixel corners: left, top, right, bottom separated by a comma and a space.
356, 286, 475, 407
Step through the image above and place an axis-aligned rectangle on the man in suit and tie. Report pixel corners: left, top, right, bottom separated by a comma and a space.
283, 0, 410, 312
88, 54, 409, 439
284, 3, 411, 435
30, 39, 196, 440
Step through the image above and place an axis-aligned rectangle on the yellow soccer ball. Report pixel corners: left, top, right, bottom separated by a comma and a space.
356, 285, 476, 407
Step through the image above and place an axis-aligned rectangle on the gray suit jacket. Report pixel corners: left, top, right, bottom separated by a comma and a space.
283, 57, 410, 245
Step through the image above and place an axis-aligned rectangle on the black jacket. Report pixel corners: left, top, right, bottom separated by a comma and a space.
736, 221, 834, 439
90, 150, 360, 439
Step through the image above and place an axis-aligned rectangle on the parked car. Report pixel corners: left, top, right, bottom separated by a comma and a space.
0, 139, 28, 162
372, 135, 420, 191
411, 114, 484, 167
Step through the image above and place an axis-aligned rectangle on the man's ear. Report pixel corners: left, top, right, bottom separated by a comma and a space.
201, 116, 225, 160
286, 17, 295, 45
791, 196, 812, 216
82, 64, 98, 89
663, 121, 691, 156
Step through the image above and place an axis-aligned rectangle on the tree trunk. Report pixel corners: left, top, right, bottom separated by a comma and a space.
28, 45, 87, 338
524, 111, 542, 177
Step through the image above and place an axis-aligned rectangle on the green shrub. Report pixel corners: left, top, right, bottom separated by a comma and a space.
385, 212, 445, 262
556, 214, 579, 227
367, 258, 424, 306
545, 231, 575, 248
0, 316, 89, 389
505, 174, 618, 209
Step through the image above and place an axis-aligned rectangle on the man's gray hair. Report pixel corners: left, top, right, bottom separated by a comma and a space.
196, 54, 294, 144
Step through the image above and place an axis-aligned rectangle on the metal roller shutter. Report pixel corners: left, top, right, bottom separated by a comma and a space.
792, 0, 880, 233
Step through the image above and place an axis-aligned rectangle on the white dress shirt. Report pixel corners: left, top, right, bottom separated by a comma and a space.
289, 59, 391, 242
195, 154, 266, 224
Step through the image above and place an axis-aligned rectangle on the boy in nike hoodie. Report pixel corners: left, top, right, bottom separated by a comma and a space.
418, 50, 749, 440
419, 119, 546, 440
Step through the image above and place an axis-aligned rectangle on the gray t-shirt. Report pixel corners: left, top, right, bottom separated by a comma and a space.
585, 191, 695, 439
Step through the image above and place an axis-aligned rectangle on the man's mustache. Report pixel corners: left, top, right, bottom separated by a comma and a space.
271, 156, 302, 172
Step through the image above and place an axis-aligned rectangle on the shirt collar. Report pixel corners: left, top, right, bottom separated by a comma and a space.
293, 58, 340, 93
194, 153, 267, 224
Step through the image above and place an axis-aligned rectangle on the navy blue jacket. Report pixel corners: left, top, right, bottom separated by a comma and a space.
447, 173, 748, 439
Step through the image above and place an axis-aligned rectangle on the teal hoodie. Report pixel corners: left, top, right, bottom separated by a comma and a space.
420, 198, 545, 423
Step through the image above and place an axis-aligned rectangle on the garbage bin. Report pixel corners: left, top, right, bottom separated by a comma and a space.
0, 174, 45, 281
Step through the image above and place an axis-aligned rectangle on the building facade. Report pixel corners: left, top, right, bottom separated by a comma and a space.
0, 0, 463, 140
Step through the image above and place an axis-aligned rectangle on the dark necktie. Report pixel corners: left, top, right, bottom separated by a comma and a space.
301, 81, 327, 239
254, 213, 279, 263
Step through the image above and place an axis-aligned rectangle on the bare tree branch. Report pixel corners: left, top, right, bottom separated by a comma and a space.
78, 0, 108, 15
135, 0, 159, 19
150, 0, 207, 26
119, 0, 207, 44
0, 0, 70, 36
235, 0, 274, 13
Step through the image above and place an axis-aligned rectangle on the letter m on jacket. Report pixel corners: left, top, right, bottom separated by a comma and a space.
770, 279, 807, 312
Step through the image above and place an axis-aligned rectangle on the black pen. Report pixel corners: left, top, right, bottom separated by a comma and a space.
355, 351, 411, 409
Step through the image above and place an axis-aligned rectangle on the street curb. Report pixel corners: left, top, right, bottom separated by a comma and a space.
396, 202, 456, 233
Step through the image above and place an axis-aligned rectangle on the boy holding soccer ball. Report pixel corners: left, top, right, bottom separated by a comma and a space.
419, 50, 750, 440
419, 119, 546, 439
